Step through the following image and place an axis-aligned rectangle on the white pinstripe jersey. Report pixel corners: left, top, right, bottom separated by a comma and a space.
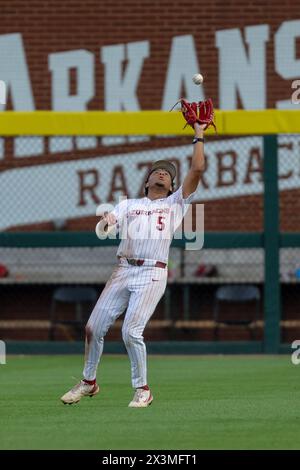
112, 185, 196, 263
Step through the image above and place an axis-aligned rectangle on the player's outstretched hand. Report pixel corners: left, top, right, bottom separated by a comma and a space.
99, 212, 117, 226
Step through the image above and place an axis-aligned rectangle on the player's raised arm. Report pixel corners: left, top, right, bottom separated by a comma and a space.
182, 122, 206, 199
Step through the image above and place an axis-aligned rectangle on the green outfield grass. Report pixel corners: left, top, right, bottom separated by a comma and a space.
0, 354, 299, 450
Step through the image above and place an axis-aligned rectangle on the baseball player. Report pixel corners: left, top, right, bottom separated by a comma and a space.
61, 117, 208, 408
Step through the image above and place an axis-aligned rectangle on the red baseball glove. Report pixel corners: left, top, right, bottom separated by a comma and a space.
0, 264, 9, 278
171, 98, 217, 132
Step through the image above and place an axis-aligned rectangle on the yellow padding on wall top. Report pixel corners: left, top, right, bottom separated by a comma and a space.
0, 110, 299, 135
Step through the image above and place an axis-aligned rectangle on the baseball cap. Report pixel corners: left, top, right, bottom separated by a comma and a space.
148, 160, 176, 180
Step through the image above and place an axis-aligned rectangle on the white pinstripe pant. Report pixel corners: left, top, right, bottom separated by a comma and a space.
83, 262, 167, 388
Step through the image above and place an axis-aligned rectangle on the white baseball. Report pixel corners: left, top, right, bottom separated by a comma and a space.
192, 73, 204, 85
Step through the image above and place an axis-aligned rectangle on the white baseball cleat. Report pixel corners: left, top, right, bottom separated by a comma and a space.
128, 388, 153, 408
61, 380, 99, 405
